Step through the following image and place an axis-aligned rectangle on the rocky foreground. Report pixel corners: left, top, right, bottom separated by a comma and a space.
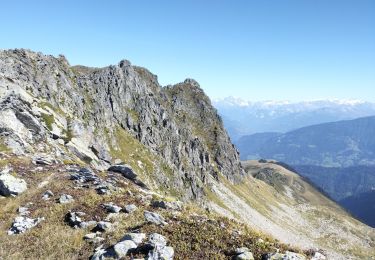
0, 155, 323, 259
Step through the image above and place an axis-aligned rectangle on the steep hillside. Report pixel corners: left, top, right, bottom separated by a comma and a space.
205, 160, 375, 259
236, 116, 375, 167
1, 49, 374, 260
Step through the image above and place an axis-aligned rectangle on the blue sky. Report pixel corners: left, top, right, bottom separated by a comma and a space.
1, 0, 374, 101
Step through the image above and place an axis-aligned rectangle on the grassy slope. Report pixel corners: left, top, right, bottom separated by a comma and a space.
205, 160, 375, 259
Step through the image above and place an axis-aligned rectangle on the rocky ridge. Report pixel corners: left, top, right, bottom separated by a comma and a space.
0, 49, 243, 200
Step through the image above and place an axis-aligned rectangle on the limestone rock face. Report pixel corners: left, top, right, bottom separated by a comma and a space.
0, 173, 27, 196
0, 49, 244, 200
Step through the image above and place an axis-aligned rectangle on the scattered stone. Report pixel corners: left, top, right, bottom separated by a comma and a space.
152, 200, 183, 211
147, 233, 174, 260
65, 211, 96, 228
80, 220, 98, 229
102, 202, 122, 213
263, 251, 306, 260
32, 154, 55, 165
108, 164, 137, 180
95, 182, 116, 195
144, 211, 167, 225
95, 221, 112, 232
121, 232, 146, 245
70, 167, 100, 183
42, 190, 54, 200
234, 247, 254, 260
0, 173, 27, 196
91, 245, 108, 260
58, 194, 74, 204
124, 204, 137, 213
8, 216, 44, 235
113, 240, 137, 258
65, 211, 85, 228
148, 233, 167, 247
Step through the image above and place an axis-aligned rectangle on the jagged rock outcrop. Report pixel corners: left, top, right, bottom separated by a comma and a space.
0, 49, 244, 200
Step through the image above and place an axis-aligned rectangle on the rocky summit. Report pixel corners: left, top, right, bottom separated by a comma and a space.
0, 49, 374, 260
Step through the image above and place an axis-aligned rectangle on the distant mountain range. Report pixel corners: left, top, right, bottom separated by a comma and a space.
213, 97, 375, 141
235, 116, 375, 167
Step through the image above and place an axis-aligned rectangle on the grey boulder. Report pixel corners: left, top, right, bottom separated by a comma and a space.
108, 164, 137, 180
124, 204, 137, 213
0, 173, 27, 196
113, 240, 137, 258
144, 211, 167, 225
102, 202, 122, 213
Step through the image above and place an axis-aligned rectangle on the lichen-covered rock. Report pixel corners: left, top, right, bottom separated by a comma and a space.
0, 173, 27, 196
144, 211, 167, 225
8, 216, 44, 235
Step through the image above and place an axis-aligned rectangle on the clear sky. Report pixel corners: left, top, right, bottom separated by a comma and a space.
1, 0, 374, 101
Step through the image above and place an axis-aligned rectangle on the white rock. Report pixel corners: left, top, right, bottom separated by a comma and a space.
0, 173, 27, 196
